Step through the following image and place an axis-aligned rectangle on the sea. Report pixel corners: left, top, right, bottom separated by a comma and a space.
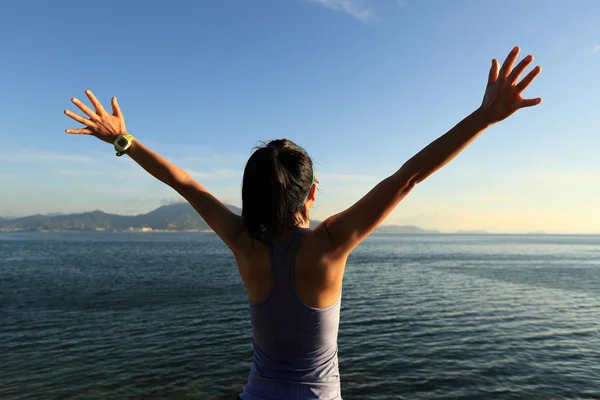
1, 232, 599, 400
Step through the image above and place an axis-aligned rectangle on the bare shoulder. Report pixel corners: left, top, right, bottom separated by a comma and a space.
309, 222, 349, 260
234, 237, 271, 303
229, 228, 255, 257
297, 226, 348, 278
295, 226, 347, 308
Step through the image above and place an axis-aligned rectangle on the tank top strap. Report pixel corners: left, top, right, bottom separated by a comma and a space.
268, 228, 308, 294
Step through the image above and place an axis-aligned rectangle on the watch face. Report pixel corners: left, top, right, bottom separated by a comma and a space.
117, 137, 128, 147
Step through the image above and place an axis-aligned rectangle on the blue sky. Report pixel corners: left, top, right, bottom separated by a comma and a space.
1, 0, 599, 233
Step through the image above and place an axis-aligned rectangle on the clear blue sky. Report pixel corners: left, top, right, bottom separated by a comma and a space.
1, 0, 599, 233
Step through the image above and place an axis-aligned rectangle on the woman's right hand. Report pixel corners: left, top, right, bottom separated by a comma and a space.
64, 90, 128, 144
478, 46, 542, 125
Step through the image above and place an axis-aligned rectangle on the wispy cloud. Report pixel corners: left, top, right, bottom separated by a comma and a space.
307, 0, 374, 22
0, 149, 95, 164
317, 172, 375, 182
462, 168, 600, 188
188, 169, 241, 180
0, 173, 17, 180
591, 44, 600, 53
57, 169, 106, 178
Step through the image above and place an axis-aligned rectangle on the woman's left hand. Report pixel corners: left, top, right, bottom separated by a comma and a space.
64, 90, 128, 144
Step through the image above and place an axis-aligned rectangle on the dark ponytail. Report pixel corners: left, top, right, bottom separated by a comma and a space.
242, 139, 314, 242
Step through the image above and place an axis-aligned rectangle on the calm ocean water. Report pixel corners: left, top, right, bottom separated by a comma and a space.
1, 232, 599, 399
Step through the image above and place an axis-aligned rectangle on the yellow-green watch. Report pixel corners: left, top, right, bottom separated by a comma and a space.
114, 134, 135, 157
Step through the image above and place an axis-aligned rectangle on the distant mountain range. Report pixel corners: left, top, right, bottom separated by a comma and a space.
0, 203, 439, 233
374, 225, 439, 234
0, 203, 234, 232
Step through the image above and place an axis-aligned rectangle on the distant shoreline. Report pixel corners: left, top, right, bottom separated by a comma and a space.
4, 203, 589, 235
0, 204, 440, 235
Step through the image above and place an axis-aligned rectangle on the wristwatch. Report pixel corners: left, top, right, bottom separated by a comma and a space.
114, 134, 135, 156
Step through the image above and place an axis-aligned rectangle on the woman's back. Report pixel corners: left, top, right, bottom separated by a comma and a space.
240, 228, 343, 400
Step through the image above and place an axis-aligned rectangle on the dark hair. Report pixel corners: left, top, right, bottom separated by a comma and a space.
242, 139, 314, 242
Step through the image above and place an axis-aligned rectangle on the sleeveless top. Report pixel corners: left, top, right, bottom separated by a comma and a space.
240, 228, 343, 400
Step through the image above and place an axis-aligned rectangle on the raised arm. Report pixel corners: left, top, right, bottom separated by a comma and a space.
321, 46, 542, 256
64, 91, 250, 254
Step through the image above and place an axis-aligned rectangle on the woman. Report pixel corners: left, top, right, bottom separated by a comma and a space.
64, 47, 541, 400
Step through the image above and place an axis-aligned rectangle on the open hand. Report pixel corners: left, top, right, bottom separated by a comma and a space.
479, 46, 542, 124
64, 90, 127, 144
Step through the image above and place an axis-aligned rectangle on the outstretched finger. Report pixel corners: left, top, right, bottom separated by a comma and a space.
487, 59, 499, 86
71, 98, 98, 120
85, 90, 106, 115
518, 97, 543, 108
64, 109, 98, 128
507, 55, 533, 86
111, 97, 122, 118
499, 46, 520, 80
515, 65, 542, 93
66, 128, 94, 134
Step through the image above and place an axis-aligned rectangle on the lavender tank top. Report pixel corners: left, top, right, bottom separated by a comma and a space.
240, 228, 342, 400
